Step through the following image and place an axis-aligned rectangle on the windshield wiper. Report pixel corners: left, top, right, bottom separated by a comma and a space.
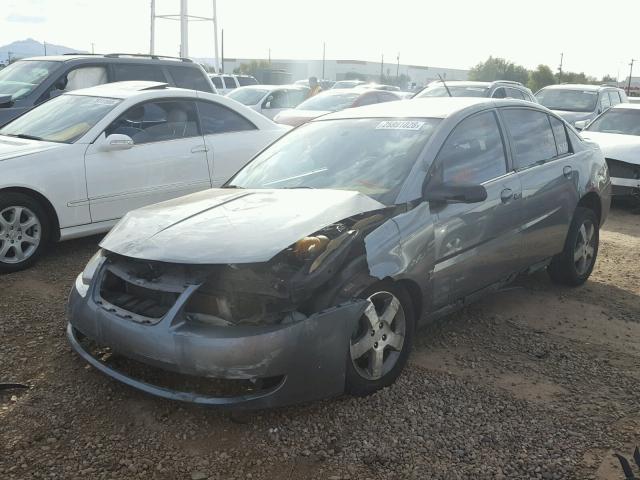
221, 184, 243, 189
283, 186, 314, 189
4, 133, 44, 141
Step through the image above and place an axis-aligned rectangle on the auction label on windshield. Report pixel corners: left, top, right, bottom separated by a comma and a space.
376, 120, 425, 130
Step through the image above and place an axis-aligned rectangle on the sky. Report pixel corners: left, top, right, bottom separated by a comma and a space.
2, 0, 640, 80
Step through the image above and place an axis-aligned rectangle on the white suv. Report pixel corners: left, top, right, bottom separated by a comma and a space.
209, 74, 258, 94
0, 81, 287, 272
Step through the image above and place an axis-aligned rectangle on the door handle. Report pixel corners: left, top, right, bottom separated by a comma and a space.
191, 145, 209, 153
563, 165, 573, 179
500, 188, 514, 203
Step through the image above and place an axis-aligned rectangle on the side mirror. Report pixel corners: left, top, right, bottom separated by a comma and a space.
0, 94, 12, 107
424, 182, 488, 204
263, 96, 274, 109
574, 120, 589, 130
103, 134, 134, 151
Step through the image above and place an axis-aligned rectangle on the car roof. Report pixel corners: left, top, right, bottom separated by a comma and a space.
21, 54, 195, 65
541, 83, 619, 92
65, 81, 189, 99
319, 97, 528, 121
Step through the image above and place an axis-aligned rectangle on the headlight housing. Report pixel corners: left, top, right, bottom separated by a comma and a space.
75, 250, 105, 297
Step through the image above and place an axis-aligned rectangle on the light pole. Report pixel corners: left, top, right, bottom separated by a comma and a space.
558, 52, 563, 81
396, 52, 400, 84
322, 42, 326, 80
380, 54, 384, 83
627, 59, 636, 95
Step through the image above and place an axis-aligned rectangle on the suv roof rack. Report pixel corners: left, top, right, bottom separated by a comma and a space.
103, 53, 193, 63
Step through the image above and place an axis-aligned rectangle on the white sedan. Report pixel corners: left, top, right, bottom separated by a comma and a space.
0, 81, 287, 272
227, 85, 310, 119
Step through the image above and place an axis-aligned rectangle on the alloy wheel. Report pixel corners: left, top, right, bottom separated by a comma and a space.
0, 206, 42, 264
573, 219, 596, 276
350, 291, 406, 381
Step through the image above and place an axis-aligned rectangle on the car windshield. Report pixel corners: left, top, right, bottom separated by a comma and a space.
0, 60, 59, 102
536, 89, 598, 112
586, 108, 640, 136
296, 92, 360, 112
227, 87, 269, 105
0, 94, 121, 143
229, 118, 441, 204
415, 85, 489, 98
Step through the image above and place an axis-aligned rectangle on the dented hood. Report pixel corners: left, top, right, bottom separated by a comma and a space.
100, 188, 385, 264
580, 131, 640, 166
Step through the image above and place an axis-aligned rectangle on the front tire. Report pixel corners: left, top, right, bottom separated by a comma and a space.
0, 193, 50, 273
547, 207, 599, 286
345, 282, 415, 397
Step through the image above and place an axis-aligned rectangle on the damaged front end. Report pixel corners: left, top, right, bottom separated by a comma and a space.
67, 206, 399, 409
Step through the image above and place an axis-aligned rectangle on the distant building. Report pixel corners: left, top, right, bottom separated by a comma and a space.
205, 57, 468, 88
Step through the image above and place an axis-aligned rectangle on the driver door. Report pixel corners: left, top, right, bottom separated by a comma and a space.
430, 110, 523, 308
84, 98, 211, 223
261, 89, 290, 120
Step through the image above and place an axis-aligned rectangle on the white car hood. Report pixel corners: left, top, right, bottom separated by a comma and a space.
0, 135, 62, 162
580, 131, 640, 165
100, 188, 386, 264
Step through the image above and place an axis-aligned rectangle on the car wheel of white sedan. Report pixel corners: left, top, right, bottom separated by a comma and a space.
0, 193, 49, 273
346, 282, 415, 396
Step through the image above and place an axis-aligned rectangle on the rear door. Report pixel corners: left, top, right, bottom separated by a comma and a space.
430, 110, 523, 307
196, 99, 275, 186
84, 98, 211, 222
500, 107, 579, 267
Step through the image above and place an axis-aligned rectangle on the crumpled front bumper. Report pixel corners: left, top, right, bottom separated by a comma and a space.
67, 278, 366, 410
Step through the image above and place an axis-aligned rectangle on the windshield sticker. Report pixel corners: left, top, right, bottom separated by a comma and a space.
376, 120, 425, 130
93, 98, 120, 105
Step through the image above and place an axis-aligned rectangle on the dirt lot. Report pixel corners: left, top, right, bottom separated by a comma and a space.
1, 204, 639, 480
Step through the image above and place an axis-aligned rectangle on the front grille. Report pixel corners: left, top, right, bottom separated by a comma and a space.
99, 269, 179, 321
606, 158, 640, 180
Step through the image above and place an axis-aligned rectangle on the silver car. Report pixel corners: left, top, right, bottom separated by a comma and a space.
536, 84, 628, 128
67, 98, 611, 409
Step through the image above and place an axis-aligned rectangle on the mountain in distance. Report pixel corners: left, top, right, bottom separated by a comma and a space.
0, 38, 87, 62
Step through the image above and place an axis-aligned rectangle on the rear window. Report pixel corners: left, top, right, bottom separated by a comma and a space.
167, 66, 213, 92
237, 76, 258, 86
210, 76, 223, 89
222, 76, 236, 89
113, 64, 166, 82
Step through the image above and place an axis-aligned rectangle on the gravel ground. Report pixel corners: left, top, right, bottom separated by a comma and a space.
1, 204, 639, 480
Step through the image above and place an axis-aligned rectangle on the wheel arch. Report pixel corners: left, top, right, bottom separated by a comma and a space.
576, 191, 602, 227
0, 187, 61, 241
391, 277, 423, 321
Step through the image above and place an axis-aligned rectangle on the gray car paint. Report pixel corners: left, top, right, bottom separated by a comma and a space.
68, 98, 611, 408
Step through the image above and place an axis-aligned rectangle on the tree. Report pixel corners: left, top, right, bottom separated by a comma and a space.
233, 59, 270, 76
601, 74, 617, 85
557, 71, 597, 85
469, 56, 529, 84
528, 65, 556, 92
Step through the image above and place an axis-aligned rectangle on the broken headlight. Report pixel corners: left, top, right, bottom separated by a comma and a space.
75, 249, 105, 297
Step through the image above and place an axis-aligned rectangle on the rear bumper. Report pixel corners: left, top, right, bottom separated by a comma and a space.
67, 278, 366, 409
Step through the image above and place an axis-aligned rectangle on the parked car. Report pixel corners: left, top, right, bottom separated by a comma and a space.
579, 103, 640, 199
332, 80, 366, 89
414, 80, 537, 102
0, 54, 217, 127
0, 81, 287, 272
227, 85, 310, 119
358, 83, 401, 92
294, 78, 335, 90
536, 84, 628, 128
209, 74, 258, 94
628, 96, 640, 104
67, 98, 610, 409
273, 89, 401, 127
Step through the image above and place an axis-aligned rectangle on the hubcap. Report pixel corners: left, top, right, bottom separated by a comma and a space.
350, 291, 406, 381
0, 206, 41, 264
573, 220, 596, 276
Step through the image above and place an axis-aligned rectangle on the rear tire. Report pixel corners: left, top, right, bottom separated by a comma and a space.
345, 281, 415, 397
0, 193, 50, 273
547, 207, 599, 286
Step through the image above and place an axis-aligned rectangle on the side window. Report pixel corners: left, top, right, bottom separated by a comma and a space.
599, 92, 611, 111
492, 87, 506, 99
505, 88, 525, 100
502, 108, 557, 170
211, 76, 223, 89
436, 111, 507, 185
196, 100, 257, 135
266, 90, 289, 109
167, 66, 213, 92
222, 76, 236, 89
105, 100, 200, 145
353, 93, 379, 107
549, 116, 570, 156
38, 66, 108, 103
608, 90, 621, 106
113, 64, 166, 82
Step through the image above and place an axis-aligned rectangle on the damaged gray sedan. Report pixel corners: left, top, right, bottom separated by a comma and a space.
67, 98, 611, 409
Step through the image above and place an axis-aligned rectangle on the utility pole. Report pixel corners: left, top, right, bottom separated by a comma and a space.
221, 28, 224, 74
91, 43, 95, 54
268, 48, 271, 65
628, 59, 636, 95
558, 52, 563, 81
322, 42, 326, 80
396, 52, 400, 83
7, 51, 12, 64
380, 54, 384, 83
212, 0, 220, 73
43, 41, 47, 56
179, 0, 189, 58
150, 0, 155, 54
